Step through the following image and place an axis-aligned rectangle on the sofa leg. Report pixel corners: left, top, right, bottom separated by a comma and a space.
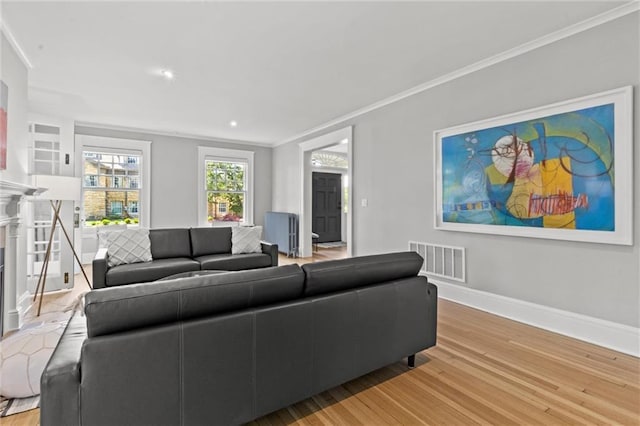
408, 354, 415, 369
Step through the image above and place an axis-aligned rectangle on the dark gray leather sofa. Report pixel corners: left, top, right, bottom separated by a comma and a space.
41, 252, 437, 426
92, 227, 278, 288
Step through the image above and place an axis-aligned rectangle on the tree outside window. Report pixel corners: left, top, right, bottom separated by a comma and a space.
205, 161, 246, 223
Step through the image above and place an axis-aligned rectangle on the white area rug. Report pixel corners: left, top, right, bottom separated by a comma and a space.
0, 311, 71, 398
0, 395, 39, 417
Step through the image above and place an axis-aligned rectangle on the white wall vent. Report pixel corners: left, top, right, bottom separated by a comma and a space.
409, 241, 466, 283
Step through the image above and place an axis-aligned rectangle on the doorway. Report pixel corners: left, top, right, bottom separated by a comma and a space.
312, 172, 342, 243
298, 126, 352, 258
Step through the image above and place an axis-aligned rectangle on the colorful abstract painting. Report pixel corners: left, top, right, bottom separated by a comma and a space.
0, 80, 7, 170
434, 87, 633, 245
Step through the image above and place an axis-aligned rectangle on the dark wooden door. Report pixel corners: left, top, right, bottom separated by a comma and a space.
312, 172, 342, 243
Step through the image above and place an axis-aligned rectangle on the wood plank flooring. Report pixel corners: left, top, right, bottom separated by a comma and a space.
4, 247, 638, 425
279, 246, 349, 265
247, 297, 639, 425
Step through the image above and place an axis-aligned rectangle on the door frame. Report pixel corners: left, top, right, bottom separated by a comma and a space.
298, 126, 353, 258
312, 171, 343, 243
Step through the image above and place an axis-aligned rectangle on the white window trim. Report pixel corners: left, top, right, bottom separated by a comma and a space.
197, 146, 254, 226
75, 135, 152, 228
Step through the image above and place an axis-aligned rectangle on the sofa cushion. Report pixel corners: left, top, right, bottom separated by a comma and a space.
189, 227, 232, 256
85, 264, 305, 337
104, 229, 153, 267
196, 252, 272, 271
231, 226, 262, 254
301, 251, 423, 296
149, 229, 192, 259
105, 258, 200, 287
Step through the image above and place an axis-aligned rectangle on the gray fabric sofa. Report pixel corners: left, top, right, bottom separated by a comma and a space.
92, 227, 278, 288
41, 251, 437, 426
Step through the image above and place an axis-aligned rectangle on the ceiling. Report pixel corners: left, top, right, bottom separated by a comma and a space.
1, 1, 627, 145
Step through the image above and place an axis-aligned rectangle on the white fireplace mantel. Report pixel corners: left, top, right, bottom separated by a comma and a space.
1, 179, 40, 334
1, 180, 38, 222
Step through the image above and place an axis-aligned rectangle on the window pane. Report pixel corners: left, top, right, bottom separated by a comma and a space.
205, 160, 246, 192
84, 190, 107, 221
83, 150, 142, 225
110, 201, 123, 215
34, 161, 50, 174
85, 175, 98, 187
35, 140, 52, 149
35, 150, 53, 161
206, 192, 244, 222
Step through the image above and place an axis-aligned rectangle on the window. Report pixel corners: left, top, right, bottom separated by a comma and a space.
82, 151, 142, 223
205, 160, 246, 223
85, 175, 97, 187
311, 151, 348, 169
77, 135, 150, 228
198, 147, 254, 226
110, 201, 123, 215
30, 124, 61, 175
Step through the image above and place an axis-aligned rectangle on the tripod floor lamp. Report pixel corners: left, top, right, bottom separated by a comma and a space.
32, 175, 92, 316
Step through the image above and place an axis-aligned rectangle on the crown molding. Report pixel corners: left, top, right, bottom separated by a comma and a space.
275, 1, 640, 146
74, 121, 273, 149
0, 19, 33, 69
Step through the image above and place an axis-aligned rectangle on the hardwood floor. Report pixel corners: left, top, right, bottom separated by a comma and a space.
4, 248, 639, 425
249, 299, 639, 425
279, 245, 348, 265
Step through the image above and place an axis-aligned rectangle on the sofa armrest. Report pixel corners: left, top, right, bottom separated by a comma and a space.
40, 310, 87, 426
92, 248, 109, 289
261, 241, 278, 266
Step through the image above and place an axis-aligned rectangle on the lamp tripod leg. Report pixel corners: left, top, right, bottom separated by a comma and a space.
56, 215, 92, 289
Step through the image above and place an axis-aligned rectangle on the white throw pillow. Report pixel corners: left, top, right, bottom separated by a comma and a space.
231, 226, 263, 254
98, 224, 128, 248
106, 229, 153, 267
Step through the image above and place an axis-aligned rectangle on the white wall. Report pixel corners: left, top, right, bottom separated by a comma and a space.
0, 31, 30, 329
75, 126, 272, 228
0, 33, 29, 185
272, 13, 640, 328
272, 142, 300, 214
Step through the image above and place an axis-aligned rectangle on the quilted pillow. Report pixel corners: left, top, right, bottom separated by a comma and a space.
231, 226, 262, 254
106, 229, 153, 267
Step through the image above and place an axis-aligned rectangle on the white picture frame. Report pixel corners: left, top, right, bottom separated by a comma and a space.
434, 86, 633, 245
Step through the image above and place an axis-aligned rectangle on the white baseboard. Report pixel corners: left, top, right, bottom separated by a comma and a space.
430, 278, 640, 357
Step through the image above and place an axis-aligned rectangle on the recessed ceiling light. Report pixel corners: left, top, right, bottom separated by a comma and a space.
340, 138, 348, 144
160, 69, 174, 80
229, 120, 238, 127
